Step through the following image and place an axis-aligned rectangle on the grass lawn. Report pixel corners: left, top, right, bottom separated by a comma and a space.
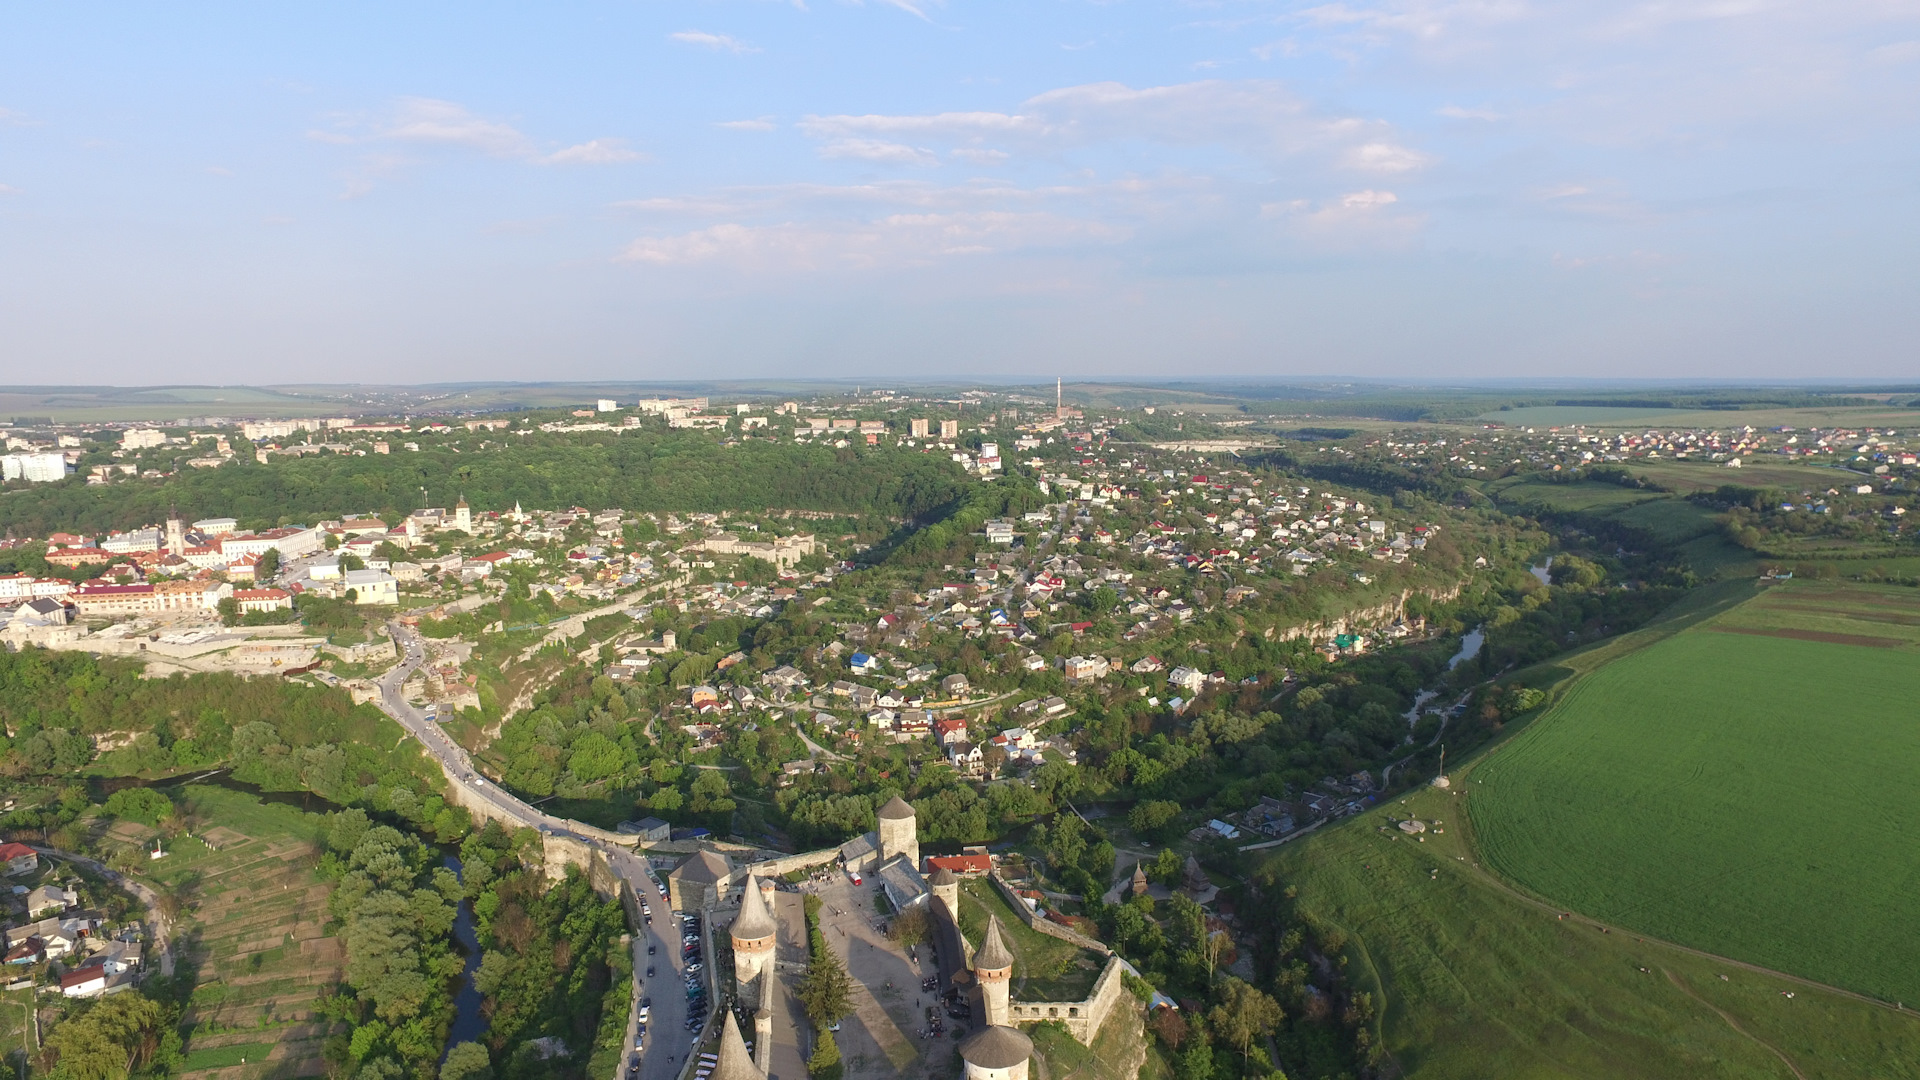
1471, 580, 1920, 1007
179, 1041, 279, 1071
956, 881, 1102, 1002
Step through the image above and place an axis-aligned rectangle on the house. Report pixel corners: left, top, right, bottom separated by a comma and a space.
7, 597, 68, 629
60, 961, 132, 999
1063, 655, 1110, 681
940, 673, 971, 697
3, 938, 43, 965
0, 842, 38, 876
1130, 655, 1164, 674
343, 569, 399, 605
932, 717, 969, 746
1168, 666, 1206, 693
5, 918, 74, 958
233, 588, 293, 613
616, 817, 672, 842
27, 884, 75, 918
925, 851, 993, 876
947, 741, 983, 775
849, 652, 881, 673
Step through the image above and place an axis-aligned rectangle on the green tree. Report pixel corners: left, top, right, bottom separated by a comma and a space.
44, 993, 167, 1080
441, 1041, 492, 1080
806, 1030, 843, 1080
797, 933, 854, 1027
1206, 977, 1284, 1062
1128, 800, 1182, 837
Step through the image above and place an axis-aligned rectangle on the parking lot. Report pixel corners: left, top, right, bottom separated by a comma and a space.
610, 850, 705, 1080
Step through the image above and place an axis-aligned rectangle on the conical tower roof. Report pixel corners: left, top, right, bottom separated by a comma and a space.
929, 865, 958, 887
713, 1010, 765, 1080
732, 872, 777, 942
878, 794, 916, 820
974, 913, 1013, 972
959, 1025, 1033, 1070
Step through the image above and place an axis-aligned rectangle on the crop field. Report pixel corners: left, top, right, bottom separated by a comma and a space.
1270, 781, 1920, 1079
1470, 580, 1920, 1008
134, 786, 343, 1079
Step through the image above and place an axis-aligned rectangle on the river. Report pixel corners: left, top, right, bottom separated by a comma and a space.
1530, 557, 1554, 586
442, 855, 487, 1055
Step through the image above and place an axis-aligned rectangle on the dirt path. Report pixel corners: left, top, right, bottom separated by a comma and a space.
1662, 969, 1807, 1080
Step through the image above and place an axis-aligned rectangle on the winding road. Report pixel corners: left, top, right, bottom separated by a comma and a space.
376, 622, 700, 1079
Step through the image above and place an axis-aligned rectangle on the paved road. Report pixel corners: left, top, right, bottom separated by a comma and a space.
375, 623, 699, 1076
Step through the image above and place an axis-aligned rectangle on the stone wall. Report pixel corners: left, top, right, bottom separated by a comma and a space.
988, 872, 1110, 956
1007, 954, 1131, 1045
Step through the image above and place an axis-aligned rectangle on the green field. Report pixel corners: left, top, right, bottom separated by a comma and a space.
133, 786, 343, 1078
1266, 581, 1920, 1077
1272, 782, 1920, 1079
1471, 581, 1920, 1007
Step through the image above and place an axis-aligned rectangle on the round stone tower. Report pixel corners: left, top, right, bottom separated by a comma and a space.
929, 865, 960, 920
958, 1024, 1032, 1080
876, 794, 919, 869
974, 914, 1014, 1028
729, 872, 778, 1009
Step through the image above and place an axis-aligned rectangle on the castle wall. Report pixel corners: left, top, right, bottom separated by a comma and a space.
1007, 954, 1130, 1045
988, 872, 1110, 956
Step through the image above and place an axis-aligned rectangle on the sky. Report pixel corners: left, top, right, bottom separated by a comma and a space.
1, 1, 1917, 383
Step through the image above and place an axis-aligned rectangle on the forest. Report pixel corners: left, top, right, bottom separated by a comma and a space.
0, 648, 466, 841
0, 430, 969, 536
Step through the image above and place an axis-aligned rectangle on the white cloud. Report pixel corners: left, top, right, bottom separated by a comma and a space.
618, 210, 1121, 270
1260, 188, 1421, 244
800, 111, 1044, 139
382, 97, 532, 157
1343, 142, 1431, 173
0, 184, 19, 196
818, 138, 941, 166
543, 138, 643, 165
311, 98, 640, 190
0, 107, 28, 125
951, 148, 1010, 164
1437, 104, 1502, 120
669, 30, 760, 54
717, 118, 777, 132
802, 79, 1432, 173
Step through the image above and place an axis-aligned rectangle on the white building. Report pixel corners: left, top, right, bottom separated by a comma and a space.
120, 428, 169, 449
2, 453, 72, 483
343, 569, 399, 605
597, 399, 619, 412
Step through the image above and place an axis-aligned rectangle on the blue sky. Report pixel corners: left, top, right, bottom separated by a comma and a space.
2, 1, 1916, 383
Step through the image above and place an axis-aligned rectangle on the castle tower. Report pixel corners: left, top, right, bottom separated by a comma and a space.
1130, 862, 1149, 898
929, 865, 959, 920
165, 516, 186, 557
713, 1010, 766, 1080
959, 1024, 1033, 1080
876, 794, 919, 869
974, 914, 1014, 1028
754, 1005, 773, 1076
453, 496, 472, 534
729, 873, 778, 1010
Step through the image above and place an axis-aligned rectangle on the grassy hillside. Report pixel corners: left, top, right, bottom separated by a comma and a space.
1264, 580, 1920, 1077
1271, 782, 1920, 1079
1470, 581, 1920, 1007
